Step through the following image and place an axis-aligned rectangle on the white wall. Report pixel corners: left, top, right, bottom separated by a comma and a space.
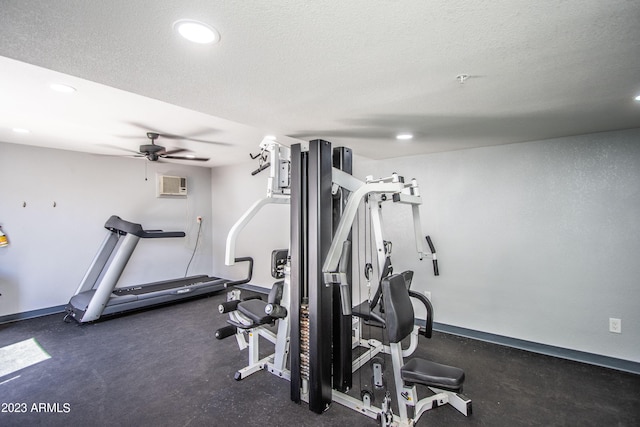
0, 141, 213, 317
210, 161, 290, 287
209, 130, 640, 363
370, 129, 640, 362
6, 128, 638, 363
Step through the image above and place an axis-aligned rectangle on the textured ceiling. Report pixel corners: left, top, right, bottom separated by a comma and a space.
1, 0, 639, 166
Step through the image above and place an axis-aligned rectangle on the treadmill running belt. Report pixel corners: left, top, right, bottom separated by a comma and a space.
113, 275, 221, 296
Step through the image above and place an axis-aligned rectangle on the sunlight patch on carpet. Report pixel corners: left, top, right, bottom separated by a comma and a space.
0, 338, 51, 378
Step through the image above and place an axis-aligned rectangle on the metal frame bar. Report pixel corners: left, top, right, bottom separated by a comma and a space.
306, 140, 334, 413
273, 273, 291, 377
332, 146, 353, 393
369, 197, 388, 283
389, 342, 411, 421
289, 143, 304, 403
225, 195, 289, 266
322, 181, 405, 273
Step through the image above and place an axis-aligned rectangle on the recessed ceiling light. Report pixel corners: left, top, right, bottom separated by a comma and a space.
635, 94, 640, 101
13, 128, 30, 134
50, 83, 76, 93
396, 133, 413, 140
185, 154, 196, 159
265, 135, 277, 140
174, 19, 220, 44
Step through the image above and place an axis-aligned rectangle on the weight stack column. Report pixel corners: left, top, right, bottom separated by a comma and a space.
289, 140, 334, 413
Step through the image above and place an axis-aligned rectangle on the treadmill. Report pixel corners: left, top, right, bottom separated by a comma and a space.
65, 215, 252, 323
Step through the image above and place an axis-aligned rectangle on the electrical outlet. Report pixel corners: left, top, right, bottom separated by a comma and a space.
609, 318, 622, 334
196, 216, 202, 224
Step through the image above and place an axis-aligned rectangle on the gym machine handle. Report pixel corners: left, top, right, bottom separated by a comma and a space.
408, 290, 433, 338
140, 230, 186, 238
338, 240, 352, 316
251, 162, 271, 176
104, 215, 186, 238
226, 257, 254, 286
425, 235, 439, 276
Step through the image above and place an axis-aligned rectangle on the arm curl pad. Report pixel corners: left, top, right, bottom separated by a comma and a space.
218, 300, 240, 314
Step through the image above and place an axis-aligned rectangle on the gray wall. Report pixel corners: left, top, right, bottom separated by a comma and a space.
368, 128, 640, 362
209, 130, 640, 363
0, 141, 213, 317
210, 161, 290, 287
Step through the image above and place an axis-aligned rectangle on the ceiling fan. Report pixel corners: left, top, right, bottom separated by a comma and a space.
134, 132, 209, 162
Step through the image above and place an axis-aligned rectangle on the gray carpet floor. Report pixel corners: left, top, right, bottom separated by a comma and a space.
1, 292, 639, 426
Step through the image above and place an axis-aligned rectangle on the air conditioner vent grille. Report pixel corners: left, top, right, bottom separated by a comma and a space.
158, 175, 187, 196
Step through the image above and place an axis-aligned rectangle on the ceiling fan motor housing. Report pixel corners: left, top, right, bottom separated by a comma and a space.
139, 144, 164, 154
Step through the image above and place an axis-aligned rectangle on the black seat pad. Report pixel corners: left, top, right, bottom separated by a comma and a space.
237, 299, 272, 325
401, 358, 465, 392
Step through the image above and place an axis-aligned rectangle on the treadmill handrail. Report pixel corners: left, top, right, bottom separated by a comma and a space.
104, 215, 185, 238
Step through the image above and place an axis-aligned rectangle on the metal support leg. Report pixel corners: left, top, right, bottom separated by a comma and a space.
82, 233, 140, 322
235, 329, 269, 380
389, 342, 409, 422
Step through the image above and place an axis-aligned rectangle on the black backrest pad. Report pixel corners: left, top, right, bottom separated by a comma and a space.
401, 270, 414, 289
382, 274, 415, 343
268, 281, 284, 305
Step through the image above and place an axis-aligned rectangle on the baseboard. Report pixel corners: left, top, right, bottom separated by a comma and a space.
433, 322, 640, 376
0, 305, 66, 325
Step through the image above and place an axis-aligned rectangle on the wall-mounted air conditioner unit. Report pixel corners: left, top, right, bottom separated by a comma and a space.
158, 175, 187, 197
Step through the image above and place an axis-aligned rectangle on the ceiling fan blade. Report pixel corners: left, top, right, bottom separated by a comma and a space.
163, 148, 189, 155
163, 155, 210, 161
127, 121, 221, 137
93, 153, 146, 159
118, 133, 230, 146
116, 135, 146, 139
123, 122, 231, 146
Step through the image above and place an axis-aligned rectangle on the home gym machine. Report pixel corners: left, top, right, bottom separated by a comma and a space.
65, 216, 252, 323
216, 138, 292, 381
217, 139, 471, 426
